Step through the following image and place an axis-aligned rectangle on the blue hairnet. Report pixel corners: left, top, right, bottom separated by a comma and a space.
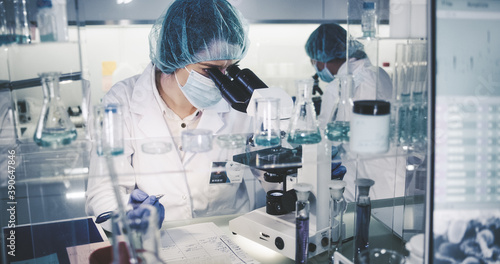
305, 23, 366, 63
149, 0, 249, 74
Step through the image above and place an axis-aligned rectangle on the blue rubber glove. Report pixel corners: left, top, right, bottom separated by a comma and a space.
127, 189, 165, 229
331, 146, 347, 180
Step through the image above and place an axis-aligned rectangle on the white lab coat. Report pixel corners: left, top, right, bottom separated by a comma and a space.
317, 57, 406, 202
318, 57, 393, 128
85, 63, 262, 230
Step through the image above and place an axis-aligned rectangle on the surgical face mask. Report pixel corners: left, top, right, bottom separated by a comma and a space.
314, 64, 335, 83
175, 67, 222, 109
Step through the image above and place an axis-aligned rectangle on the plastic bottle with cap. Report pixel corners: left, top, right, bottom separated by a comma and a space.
295, 183, 313, 264
350, 100, 391, 154
328, 180, 347, 264
354, 178, 375, 263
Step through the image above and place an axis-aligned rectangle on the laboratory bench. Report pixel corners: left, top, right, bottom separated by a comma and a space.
0, 138, 421, 263
160, 203, 407, 264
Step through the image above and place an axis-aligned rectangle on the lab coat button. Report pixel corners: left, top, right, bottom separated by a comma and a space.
182, 194, 187, 200
181, 123, 186, 128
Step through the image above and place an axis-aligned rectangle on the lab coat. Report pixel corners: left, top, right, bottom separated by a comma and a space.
317, 57, 406, 202
318, 57, 393, 128
85, 63, 262, 230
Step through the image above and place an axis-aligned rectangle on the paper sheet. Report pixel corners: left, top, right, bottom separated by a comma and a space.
160, 222, 259, 264
66, 241, 111, 264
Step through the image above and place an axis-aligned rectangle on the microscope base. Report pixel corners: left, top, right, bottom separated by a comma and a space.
229, 207, 342, 260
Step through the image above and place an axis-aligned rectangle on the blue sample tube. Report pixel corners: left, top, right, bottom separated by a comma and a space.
354, 178, 375, 262
295, 183, 313, 264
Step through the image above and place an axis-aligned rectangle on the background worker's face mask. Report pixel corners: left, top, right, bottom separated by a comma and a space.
314, 64, 335, 83
175, 67, 222, 109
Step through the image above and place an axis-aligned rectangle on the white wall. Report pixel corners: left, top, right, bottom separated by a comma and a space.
82, 23, 401, 106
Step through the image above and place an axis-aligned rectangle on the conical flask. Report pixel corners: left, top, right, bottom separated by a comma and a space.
34, 72, 77, 147
287, 79, 322, 145
325, 75, 354, 143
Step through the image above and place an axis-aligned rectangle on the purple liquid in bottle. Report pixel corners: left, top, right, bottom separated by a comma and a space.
296, 217, 309, 264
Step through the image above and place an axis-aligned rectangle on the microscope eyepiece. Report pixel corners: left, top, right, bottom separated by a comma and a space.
205, 67, 250, 113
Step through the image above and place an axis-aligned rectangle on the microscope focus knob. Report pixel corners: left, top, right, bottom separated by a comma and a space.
275, 237, 285, 250
309, 243, 317, 252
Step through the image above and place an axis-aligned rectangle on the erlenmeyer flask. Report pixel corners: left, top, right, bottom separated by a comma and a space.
287, 79, 322, 145
325, 75, 354, 143
34, 72, 77, 147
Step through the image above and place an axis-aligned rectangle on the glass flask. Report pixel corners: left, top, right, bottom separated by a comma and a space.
325, 75, 353, 143
295, 183, 312, 264
33, 72, 77, 147
328, 180, 347, 264
287, 79, 322, 145
354, 178, 375, 263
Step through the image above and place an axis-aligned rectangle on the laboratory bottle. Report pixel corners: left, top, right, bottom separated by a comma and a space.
328, 180, 347, 264
350, 100, 391, 154
0, 0, 15, 45
361, 1, 377, 38
287, 79, 322, 145
34, 72, 77, 148
354, 178, 375, 263
295, 183, 313, 264
13, 0, 30, 43
94, 104, 124, 156
325, 75, 353, 143
37, 0, 57, 42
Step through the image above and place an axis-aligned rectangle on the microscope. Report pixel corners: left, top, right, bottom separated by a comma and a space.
207, 67, 339, 260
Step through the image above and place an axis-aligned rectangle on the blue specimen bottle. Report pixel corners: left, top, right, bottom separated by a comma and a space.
354, 178, 375, 262
295, 183, 313, 264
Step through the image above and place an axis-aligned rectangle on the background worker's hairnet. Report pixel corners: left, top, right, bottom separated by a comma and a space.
149, 0, 249, 74
305, 23, 366, 63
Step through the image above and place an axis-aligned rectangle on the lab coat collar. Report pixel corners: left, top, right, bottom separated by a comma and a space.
128, 63, 170, 138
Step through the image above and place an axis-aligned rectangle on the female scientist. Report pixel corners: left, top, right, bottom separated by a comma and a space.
85, 0, 257, 230
305, 23, 393, 128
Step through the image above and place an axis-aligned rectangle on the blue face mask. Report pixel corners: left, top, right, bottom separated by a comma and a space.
175, 67, 222, 109
314, 64, 335, 83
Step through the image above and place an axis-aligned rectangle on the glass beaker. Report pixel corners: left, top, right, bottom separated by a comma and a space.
254, 98, 281, 147
287, 79, 322, 145
33, 72, 77, 147
93, 104, 124, 156
181, 129, 213, 153
216, 134, 246, 184
325, 75, 353, 143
